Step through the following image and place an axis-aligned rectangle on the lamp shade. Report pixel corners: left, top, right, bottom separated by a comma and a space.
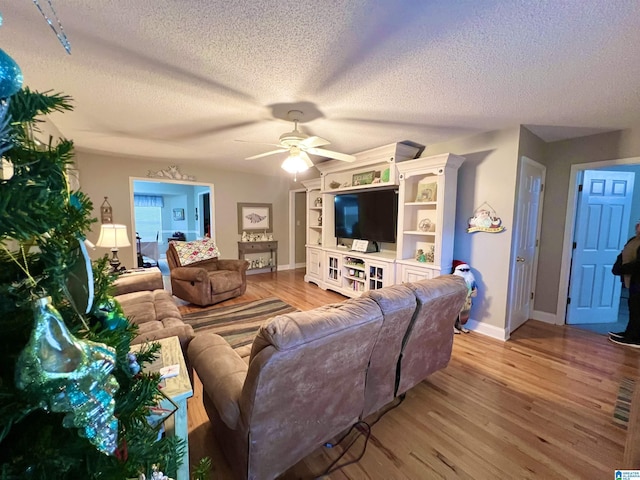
281, 155, 309, 174
96, 224, 131, 249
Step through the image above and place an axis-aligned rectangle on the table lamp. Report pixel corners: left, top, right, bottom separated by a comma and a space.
96, 224, 131, 272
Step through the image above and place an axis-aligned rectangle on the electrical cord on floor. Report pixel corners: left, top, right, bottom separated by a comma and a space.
314, 421, 371, 479
322, 422, 359, 449
314, 394, 406, 478
368, 393, 406, 428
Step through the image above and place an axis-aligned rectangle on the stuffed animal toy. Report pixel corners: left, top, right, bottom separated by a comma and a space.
452, 260, 478, 334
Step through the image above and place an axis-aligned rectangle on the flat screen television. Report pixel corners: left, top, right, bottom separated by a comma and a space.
334, 189, 398, 243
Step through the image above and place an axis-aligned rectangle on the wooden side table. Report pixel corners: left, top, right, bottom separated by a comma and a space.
131, 336, 193, 480
238, 241, 278, 272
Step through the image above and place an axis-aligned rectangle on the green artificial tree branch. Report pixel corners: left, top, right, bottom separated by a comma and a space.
0, 87, 182, 479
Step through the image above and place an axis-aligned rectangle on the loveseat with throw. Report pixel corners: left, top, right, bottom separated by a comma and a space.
167, 238, 249, 307
188, 274, 468, 480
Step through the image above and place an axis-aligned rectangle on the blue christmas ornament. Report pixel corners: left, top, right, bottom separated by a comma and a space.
0, 48, 23, 99
96, 297, 129, 330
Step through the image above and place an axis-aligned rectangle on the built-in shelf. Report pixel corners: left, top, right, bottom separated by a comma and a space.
303, 146, 463, 294
403, 230, 437, 235
405, 201, 437, 207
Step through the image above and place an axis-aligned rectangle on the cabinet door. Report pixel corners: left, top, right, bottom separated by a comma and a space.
399, 264, 434, 283
306, 248, 322, 279
367, 260, 394, 291
324, 253, 342, 287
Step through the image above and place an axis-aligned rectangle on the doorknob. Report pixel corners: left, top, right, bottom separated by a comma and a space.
516, 256, 526, 263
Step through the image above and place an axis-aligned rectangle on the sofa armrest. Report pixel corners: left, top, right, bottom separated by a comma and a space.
217, 259, 249, 273
170, 266, 209, 283
188, 333, 247, 429
112, 270, 163, 296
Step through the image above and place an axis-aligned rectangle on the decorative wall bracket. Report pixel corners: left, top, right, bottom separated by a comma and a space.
147, 165, 196, 181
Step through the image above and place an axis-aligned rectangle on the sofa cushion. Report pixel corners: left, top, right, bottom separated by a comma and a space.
250, 297, 381, 356
116, 289, 181, 324
361, 283, 417, 416
172, 238, 221, 266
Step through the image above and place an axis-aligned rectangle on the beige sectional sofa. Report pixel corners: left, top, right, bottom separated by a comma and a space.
112, 269, 195, 353
188, 274, 468, 480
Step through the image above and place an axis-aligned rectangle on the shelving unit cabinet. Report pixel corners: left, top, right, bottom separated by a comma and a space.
395, 153, 464, 282
302, 179, 323, 247
301, 144, 463, 296
320, 250, 395, 297
302, 179, 324, 285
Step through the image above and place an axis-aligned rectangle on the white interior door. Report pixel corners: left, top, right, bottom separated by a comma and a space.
566, 170, 634, 324
508, 157, 545, 334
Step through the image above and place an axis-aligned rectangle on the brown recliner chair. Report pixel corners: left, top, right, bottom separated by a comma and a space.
167, 240, 249, 307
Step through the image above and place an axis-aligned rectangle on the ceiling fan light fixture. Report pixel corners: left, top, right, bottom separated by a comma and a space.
281, 154, 310, 174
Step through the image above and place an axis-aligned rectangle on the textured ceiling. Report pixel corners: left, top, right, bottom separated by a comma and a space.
2, 1, 640, 177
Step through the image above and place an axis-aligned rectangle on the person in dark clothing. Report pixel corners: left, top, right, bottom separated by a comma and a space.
609, 220, 640, 347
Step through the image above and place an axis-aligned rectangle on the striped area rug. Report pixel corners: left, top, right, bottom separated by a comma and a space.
182, 297, 297, 351
613, 377, 635, 429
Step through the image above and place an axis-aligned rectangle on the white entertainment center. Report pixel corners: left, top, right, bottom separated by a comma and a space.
302, 142, 464, 298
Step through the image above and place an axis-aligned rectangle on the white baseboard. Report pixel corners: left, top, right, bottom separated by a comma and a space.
531, 309, 560, 325
275, 263, 306, 271
464, 318, 509, 341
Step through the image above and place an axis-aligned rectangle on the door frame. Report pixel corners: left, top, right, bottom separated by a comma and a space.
507, 156, 546, 336
288, 187, 306, 269
556, 156, 640, 324
196, 190, 210, 238
129, 177, 215, 268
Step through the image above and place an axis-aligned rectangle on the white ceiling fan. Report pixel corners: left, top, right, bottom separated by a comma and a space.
241, 110, 356, 172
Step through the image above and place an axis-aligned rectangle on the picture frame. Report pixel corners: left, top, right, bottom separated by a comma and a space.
172, 208, 185, 221
415, 180, 437, 202
100, 197, 112, 224
237, 202, 273, 233
352, 170, 375, 186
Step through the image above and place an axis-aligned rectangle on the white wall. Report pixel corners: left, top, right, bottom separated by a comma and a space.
535, 123, 640, 315
422, 127, 521, 332
75, 150, 292, 269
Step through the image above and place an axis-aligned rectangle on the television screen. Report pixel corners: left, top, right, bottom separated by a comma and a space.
334, 189, 398, 243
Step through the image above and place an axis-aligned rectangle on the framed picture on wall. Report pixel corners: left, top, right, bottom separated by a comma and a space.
172, 208, 185, 221
237, 202, 272, 233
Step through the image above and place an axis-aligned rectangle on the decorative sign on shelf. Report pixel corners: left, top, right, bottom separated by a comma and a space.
351, 239, 378, 253
467, 202, 505, 233
415, 180, 437, 202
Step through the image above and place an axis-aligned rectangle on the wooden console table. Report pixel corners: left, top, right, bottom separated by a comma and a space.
238, 241, 278, 272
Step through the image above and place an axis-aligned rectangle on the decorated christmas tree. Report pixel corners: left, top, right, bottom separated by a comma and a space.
0, 50, 183, 478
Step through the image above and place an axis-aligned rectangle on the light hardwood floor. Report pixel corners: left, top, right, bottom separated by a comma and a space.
182, 269, 639, 479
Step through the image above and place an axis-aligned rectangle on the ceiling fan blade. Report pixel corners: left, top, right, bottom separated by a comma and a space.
300, 136, 330, 148
300, 151, 314, 168
245, 148, 288, 160
307, 147, 355, 162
